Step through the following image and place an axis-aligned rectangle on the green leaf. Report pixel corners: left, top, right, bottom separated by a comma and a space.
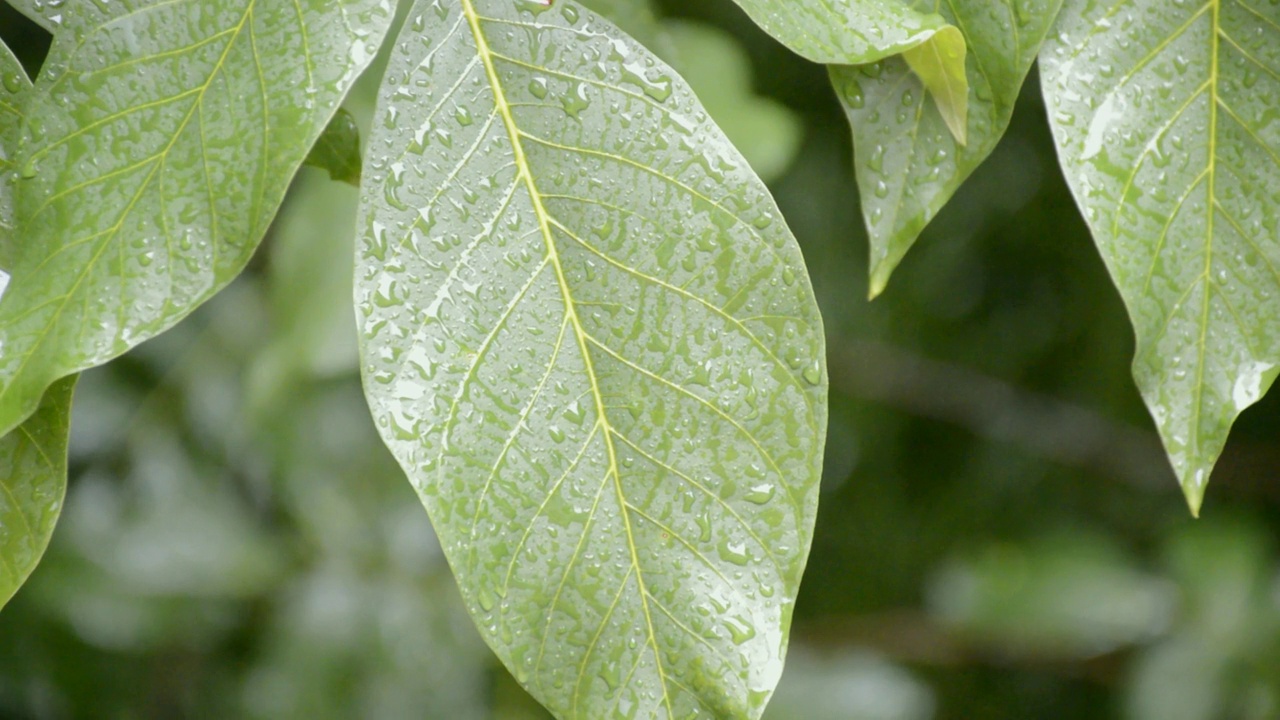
0, 375, 74, 610
0, 0, 393, 438
725, 0, 969, 144
356, 1, 827, 718
831, 0, 1063, 297
305, 108, 363, 187
1040, 0, 1280, 514
0, 35, 29, 245
4, 0, 62, 33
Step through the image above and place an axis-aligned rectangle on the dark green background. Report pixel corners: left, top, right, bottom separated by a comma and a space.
3, 1, 1279, 718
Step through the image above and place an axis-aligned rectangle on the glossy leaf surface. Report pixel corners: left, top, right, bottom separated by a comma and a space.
0, 375, 74, 610
0, 0, 393, 438
305, 108, 363, 187
832, 0, 1063, 297
356, 1, 827, 717
0, 35, 27, 254
727, 0, 968, 144
1041, 0, 1280, 513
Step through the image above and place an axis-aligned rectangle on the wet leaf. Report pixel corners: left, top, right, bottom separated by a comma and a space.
356, 1, 827, 718
0, 375, 74, 610
0, 0, 394, 439
0, 35, 28, 253
1041, 0, 1280, 514
832, 0, 1063, 297
305, 108, 363, 187
5, 0, 62, 33
726, 0, 969, 144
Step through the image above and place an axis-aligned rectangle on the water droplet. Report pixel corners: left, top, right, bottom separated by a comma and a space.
528, 76, 549, 99
2, 72, 21, 94
745, 484, 775, 505
803, 361, 822, 386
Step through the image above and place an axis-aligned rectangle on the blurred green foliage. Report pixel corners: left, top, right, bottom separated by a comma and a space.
3, 1, 1280, 718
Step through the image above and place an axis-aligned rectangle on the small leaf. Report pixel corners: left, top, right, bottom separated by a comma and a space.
832, 0, 1063, 297
357, 1, 827, 718
901, 26, 968, 147
1041, 0, 1280, 513
0, 0, 393, 438
305, 108, 363, 187
726, 0, 969, 144
0, 375, 75, 610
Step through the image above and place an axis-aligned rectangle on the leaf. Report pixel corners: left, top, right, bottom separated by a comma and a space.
725, 0, 969, 143
305, 108, 363, 187
0, 375, 75, 610
4, 0, 62, 33
0, 0, 394, 439
831, 0, 1063, 297
0, 35, 29, 250
356, 1, 827, 718
1040, 0, 1280, 514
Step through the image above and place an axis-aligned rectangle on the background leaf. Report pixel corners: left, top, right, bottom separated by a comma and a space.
831, 0, 1063, 297
0, 0, 393, 438
356, 0, 827, 717
0, 375, 74, 610
1040, 0, 1280, 513
305, 108, 364, 187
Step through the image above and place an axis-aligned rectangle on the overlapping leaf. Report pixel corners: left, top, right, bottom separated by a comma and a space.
356, 1, 827, 717
1041, 0, 1280, 513
0, 375, 74, 610
833, 0, 1063, 297
1, 35, 27, 249
305, 108, 364, 187
0, 0, 393, 438
728, 0, 969, 143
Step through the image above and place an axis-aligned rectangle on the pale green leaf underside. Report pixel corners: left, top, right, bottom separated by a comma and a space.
1042, 0, 1280, 513
0, 375, 74, 610
0, 0, 393, 438
356, 1, 827, 718
832, 0, 1063, 298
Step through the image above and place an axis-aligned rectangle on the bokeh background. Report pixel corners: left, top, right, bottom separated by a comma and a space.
4, 1, 1280, 718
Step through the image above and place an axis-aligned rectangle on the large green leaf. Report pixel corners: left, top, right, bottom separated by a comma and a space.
0, 0, 393, 438
832, 0, 1063, 297
0, 34, 28, 244
1041, 0, 1280, 513
0, 375, 74, 610
727, 0, 969, 143
356, 1, 827, 717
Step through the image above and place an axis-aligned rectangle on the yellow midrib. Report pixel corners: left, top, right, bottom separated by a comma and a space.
1189, 0, 1220, 483
457, 1, 675, 715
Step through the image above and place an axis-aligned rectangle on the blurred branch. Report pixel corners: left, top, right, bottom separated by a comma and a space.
829, 339, 1173, 490
830, 339, 1280, 502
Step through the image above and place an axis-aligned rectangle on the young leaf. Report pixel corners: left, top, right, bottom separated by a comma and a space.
725, 0, 969, 143
304, 108, 364, 187
1041, 0, 1280, 514
356, 1, 827, 718
831, 0, 1064, 297
0, 375, 75, 610
0, 0, 393, 439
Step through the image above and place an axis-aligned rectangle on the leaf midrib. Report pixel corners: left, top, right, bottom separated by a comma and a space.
457, 0, 676, 715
